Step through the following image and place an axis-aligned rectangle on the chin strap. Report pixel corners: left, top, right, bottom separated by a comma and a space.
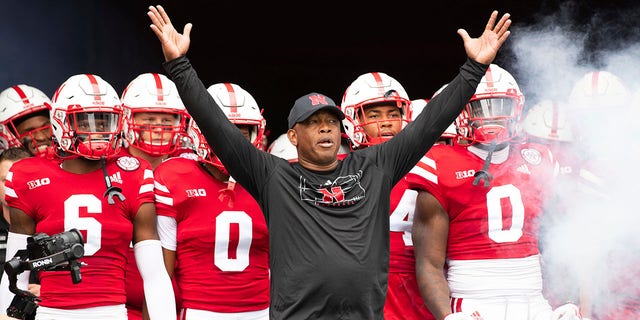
218, 176, 237, 208
101, 156, 126, 204
472, 140, 497, 188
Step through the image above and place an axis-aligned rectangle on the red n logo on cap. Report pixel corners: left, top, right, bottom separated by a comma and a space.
309, 94, 328, 106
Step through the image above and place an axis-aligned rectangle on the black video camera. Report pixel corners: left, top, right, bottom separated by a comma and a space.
4, 229, 85, 320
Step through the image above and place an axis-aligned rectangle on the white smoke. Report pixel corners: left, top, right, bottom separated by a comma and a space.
505, 1, 640, 317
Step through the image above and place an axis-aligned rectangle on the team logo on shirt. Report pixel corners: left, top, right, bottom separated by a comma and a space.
116, 156, 140, 171
108, 172, 123, 184
299, 170, 365, 207
27, 177, 50, 190
520, 148, 542, 166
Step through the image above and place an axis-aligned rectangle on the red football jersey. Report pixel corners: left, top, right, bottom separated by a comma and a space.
386, 177, 435, 320
154, 157, 269, 313
406, 143, 556, 260
388, 178, 418, 273
116, 148, 183, 319
5, 155, 154, 309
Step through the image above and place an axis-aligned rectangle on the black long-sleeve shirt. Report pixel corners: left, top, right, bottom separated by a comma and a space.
164, 56, 487, 319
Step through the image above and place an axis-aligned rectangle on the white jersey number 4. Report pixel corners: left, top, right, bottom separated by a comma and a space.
389, 189, 418, 246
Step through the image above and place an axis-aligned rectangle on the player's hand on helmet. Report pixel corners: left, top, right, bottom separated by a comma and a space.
147, 5, 192, 61
458, 10, 511, 65
444, 311, 484, 320
551, 303, 582, 320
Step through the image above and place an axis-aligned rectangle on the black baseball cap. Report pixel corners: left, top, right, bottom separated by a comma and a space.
287, 92, 345, 129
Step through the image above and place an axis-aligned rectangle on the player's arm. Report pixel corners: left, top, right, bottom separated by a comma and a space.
132, 203, 160, 244
7, 207, 35, 235
133, 203, 176, 320
156, 215, 177, 279
412, 191, 452, 320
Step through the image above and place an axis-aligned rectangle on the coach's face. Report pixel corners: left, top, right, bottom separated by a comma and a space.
288, 110, 341, 171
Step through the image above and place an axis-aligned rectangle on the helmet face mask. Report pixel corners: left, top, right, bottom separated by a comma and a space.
0, 85, 53, 155
186, 119, 221, 169
341, 72, 411, 149
65, 109, 122, 158
121, 73, 190, 156
51, 74, 124, 159
455, 64, 524, 145
125, 110, 188, 156
464, 97, 518, 143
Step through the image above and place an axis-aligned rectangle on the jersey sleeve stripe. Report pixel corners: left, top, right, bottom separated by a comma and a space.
155, 194, 173, 206
144, 169, 154, 179
4, 186, 16, 198
154, 181, 170, 193
139, 183, 154, 194
408, 165, 438, 184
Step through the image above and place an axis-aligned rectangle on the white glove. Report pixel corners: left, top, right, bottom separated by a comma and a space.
444, 311, 484, 320
551, 303, 582, 320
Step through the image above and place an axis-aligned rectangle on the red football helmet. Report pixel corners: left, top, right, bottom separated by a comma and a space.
455, 64, 525, 145
523, 100, 573, 143
341, 72, 411, 149
267, 133, 298, 162
187, 83, 265, 171
50, 74, 124, 159
0, 84, 53, 155
568, 70, 630, 144
121, 73, 190, 156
